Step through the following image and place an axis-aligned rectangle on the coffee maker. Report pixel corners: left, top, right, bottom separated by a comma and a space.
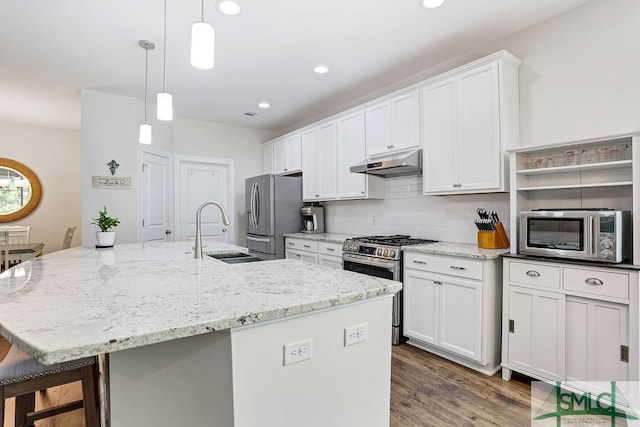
300, 205, 325, 234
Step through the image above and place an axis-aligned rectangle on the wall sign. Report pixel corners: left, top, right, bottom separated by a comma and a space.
92, 176, 131, 189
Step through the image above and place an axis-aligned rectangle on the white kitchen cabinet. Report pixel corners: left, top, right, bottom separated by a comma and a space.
285, 238, 318, 263
566, 297, 629, 383
301, 123, 337, 201
285, 238, 343, 268
505, 285, 566, 381
273, 134, 302, 175
502, 258, 638, 387
403, 252, 502, 375
422, 51, 521, 195
318, 242, 343, 269
365, 91, 420, 158
263, 142, 274, 174
336, 111, 384, 200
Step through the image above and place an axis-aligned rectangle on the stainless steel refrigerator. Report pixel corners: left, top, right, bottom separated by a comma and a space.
246, 174, 302, 259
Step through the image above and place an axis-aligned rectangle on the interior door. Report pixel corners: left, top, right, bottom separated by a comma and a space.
141, 151, 173, 242
176, 158, 232, 243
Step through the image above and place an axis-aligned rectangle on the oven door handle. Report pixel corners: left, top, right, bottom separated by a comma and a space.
342, 253, 398, 270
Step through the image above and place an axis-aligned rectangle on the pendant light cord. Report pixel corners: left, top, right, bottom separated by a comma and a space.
144, 46, 148, 123
201, 0, 205, 21
162, 0, 167, 92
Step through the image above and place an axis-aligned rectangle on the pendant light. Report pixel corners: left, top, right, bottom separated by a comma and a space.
191, 0, 215, 69
157, 0, 173, 120
139, 40, 155, 145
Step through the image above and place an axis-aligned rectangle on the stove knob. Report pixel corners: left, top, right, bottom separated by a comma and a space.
376, 248, 382, 256
390, 250, 396, 258
383, 249, 389, 256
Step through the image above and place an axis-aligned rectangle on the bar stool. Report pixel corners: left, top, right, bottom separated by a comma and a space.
0, 345, 99, 427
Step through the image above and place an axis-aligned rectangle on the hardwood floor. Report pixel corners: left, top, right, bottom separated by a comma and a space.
1, 338, 533, 426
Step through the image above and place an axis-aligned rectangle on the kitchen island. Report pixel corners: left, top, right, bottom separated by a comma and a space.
0, 241, 401, 427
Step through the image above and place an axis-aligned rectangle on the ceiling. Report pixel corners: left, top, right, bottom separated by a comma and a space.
0, 0, 590, 133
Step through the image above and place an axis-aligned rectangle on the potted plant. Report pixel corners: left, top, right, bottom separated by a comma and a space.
91, 206, 120, 247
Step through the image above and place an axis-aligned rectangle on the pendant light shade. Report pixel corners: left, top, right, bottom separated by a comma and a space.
139, 123, 152, 145
157, 0, 173, 121
191, 21, 215, 69
157, 92, 173, 121
139, 40, 155, 145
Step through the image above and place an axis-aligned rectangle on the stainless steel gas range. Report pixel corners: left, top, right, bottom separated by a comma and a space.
342, 235, 438, 345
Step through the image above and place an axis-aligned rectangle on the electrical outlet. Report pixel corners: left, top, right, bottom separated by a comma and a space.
344, 323, 368, 346
283, 339, 313, 365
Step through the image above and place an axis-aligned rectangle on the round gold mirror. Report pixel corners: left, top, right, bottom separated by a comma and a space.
0, 158, 42, 222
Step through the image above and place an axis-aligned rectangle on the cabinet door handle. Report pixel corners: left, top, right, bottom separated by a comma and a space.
585, 277, 604, 286
450, 266, 466, 271
387, 144, 395, 149
295, 254, 301, 258
326, 248, 335, 252
315, 194, 320, 197
433, 280, 443, 285
412, 260, 427, 265
526, 270, 540, 277
303, 245, 311, 248
284, 168, 288, 171
288, 242, 294, 246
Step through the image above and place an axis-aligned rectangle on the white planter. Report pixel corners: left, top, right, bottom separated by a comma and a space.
96, 231, 116, 247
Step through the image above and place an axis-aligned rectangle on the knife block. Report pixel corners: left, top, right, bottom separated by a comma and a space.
477, 222, 510, 249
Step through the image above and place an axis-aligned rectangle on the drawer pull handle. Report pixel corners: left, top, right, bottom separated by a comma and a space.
413, 260, 427, 265
288, 242, 294, 246
526, 270, 540, 277
295, 254, 301, 258
450, 266, 466, 271
326, 248, 335, 252
585, 277, 604, 286
303, 245, 311, 248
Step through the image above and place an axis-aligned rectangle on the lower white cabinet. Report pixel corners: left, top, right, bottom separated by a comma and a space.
502, 258, 638, 387
285, 238, 342, 269
403, 252, 502, 375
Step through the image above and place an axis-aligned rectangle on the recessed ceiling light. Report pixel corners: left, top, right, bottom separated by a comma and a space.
258, 102, 270, 109
421, 0, 445, 8
314, 65, 329, 74
218, 0, 241, 15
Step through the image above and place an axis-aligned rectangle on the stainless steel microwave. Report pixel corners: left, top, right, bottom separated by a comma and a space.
519, 209, 632, 263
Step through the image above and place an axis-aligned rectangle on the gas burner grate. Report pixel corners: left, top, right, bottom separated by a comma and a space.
346, 235, 439, 247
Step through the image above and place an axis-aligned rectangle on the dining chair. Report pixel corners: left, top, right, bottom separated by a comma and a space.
62, 226, 76, 250
0, 231, 7, 272
0, 226, 31, 244
0, 345, 100, 427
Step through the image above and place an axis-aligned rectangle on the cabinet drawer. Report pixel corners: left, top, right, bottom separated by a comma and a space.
404, 252, 483, 280
319, 242, 342, 256
285, 238, 318, 252
563, 268, 629, 300
508, 261, 561, 290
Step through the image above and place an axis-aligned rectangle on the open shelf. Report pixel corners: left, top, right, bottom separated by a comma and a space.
517, 181, 633, 191
517, 160, 632, 176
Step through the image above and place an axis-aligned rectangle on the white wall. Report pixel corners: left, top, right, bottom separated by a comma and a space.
325, 0, 640, 244
173, 118, 275, 244
0, 121, 81, 253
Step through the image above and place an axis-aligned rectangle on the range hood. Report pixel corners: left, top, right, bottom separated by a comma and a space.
350, 148, 422, 177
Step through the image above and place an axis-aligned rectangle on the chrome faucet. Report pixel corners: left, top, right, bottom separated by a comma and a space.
194, 201, 231, 258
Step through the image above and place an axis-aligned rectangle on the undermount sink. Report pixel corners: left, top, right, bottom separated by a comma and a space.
207, 252, 263, 264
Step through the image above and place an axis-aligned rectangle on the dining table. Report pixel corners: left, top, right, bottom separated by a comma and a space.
1, 242, 45, 269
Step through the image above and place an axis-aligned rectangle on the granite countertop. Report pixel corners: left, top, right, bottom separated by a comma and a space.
0, 241, 400, 365
403, 241, 509, 260
283, 233, 361, 244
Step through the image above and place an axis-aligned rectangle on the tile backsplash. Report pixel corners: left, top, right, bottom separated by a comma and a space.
324, 175, 510, 244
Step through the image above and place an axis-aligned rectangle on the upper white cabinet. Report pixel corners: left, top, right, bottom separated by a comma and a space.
365, 91, 420, 158
422, 51, 521, 195
301, 122, 337, 201
336, 111, 384, 200
273, 134, 302, 175
263, 143, 274, 174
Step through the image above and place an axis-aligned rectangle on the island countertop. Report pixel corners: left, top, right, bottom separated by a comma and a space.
0, 241, 401, 365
